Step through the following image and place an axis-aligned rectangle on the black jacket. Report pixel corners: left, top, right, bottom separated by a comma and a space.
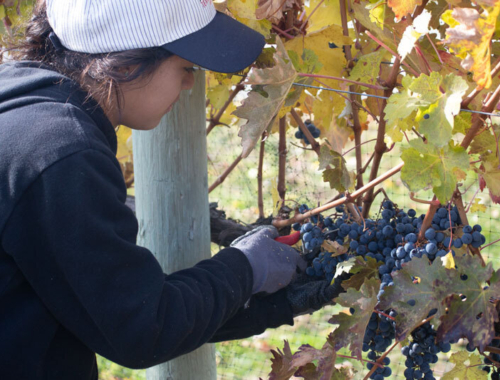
0, 60, 293, 379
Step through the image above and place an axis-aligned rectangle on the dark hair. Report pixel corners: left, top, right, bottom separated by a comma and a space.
0, 0, 174, 123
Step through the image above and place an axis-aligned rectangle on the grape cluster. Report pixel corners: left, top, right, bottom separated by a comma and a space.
364, 311, 395, 379
292, 200, 487, 380
482, 319, 500, 378
295, 120, 320, 145
401, 311, 450, 380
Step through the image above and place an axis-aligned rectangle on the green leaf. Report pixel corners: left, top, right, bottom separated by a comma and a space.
348, 50, 386, 88
288, 48, 323, 74
366, 0, 386, 30
409, 71, 443, 104
441, 351, 488, 380
328, 277, 380, 359
400, 139, 469, 203
470, 125, 500, 156
453, 112, 472, 134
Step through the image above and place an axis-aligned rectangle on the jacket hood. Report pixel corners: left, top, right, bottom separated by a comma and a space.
0, 60, 115, 144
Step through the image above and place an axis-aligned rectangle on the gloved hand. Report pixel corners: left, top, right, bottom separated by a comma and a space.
231, 226, 307, 295
285, 272, 350, 317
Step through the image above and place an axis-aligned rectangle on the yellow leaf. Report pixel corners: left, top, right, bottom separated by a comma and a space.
305, 0, 343, 32
208, 84, 230, 110
116, 126, 133, 163
470, 197, 487, 213
441, 251, 456, 269
443, 3, 500, 89
387, 0, 423, 20
227, 0, 272, 37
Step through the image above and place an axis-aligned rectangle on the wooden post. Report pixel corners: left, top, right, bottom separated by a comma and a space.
132, 70, 216, 380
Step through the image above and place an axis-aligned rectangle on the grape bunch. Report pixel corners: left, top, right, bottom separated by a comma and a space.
401, 310, 450, 380
364, 311, 395, 379
295, 120, 320, 145
290, 199, 488, 380
482, 319, 500, 378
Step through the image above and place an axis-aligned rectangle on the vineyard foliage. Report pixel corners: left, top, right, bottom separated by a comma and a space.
2, 0, 500, 379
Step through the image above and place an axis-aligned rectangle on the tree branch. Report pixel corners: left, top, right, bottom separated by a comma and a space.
362, 58, 401, 218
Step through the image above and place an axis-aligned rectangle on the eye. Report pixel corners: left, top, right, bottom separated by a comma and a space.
184, 67, 196, 73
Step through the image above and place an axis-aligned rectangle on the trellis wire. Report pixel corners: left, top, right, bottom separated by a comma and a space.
198, 68, 500, 119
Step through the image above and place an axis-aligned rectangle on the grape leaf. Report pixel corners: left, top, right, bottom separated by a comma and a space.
437, 255, 500, 351
234, 37, 297, 158
401, 139, 470, 203
409, 72, 444, 104
441, 351, 488, 380
453, 112, 472, 134
348, 50, 386, 88
398, 10, 431, 60
256, 0, 298, 23
207, 84, 230, 110
341, 256, 382, 291
304, 0, 342, 32
291, 344, 337, 380
475, 157, 500, 204
378, 257, 450, 341
320, 145, 354, 192
387, 0, 423, 20
227, 0, 273, 37
442, 1, 500, 89
294, 363, 320, 380
469, 197, 487, 213
328, 277, 380, 359
470, 125, 500, 156
384, 76, 419, 142
268, 340, 296, 380
366, 0, 386, 30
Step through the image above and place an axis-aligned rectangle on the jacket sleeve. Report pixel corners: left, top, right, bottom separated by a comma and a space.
0, 148, 254, 369
209, 288, 294, 342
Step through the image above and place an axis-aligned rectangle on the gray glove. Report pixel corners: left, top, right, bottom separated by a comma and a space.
285, 273, 350, 317
231, 226, 307, 295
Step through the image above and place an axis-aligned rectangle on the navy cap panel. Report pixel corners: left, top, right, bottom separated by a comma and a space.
162, 12, 265, 73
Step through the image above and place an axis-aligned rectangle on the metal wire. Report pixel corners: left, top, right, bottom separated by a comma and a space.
196, 67, 500, 119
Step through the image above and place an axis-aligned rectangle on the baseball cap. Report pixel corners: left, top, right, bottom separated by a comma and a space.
46, 0, 266, 73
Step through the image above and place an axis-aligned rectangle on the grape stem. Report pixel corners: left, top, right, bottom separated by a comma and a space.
481, 352, 500, 368
342, 139, 377, 157
337, 354, 384, 369
362, 340, 400, 380
290, 109, 321, 155
278, 117, 287, 203
206, 83, 245, 135
417, 197, 439, 241
464, 188, 480, 213
208, 154, 243, 193
485, 346, 500, 356
272, 162, 404, 228
481, 237, 500, 250
299, 0, 324, 31
373, 310, 396, 321
339, 0, 365, 205
410, 192, 441, 206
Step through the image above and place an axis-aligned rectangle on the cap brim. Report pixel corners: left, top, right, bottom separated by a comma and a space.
161, 11, 265, 74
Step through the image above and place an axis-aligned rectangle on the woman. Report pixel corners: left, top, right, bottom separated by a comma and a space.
0, 1, 346, 378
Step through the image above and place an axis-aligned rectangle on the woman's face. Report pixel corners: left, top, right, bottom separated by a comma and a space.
109, 56, 196, 130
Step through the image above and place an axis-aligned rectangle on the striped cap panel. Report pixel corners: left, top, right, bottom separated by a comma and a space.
46, 0, 216, 53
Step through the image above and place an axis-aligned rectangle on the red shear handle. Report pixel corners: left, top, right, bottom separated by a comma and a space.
274, 231, 301, 246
